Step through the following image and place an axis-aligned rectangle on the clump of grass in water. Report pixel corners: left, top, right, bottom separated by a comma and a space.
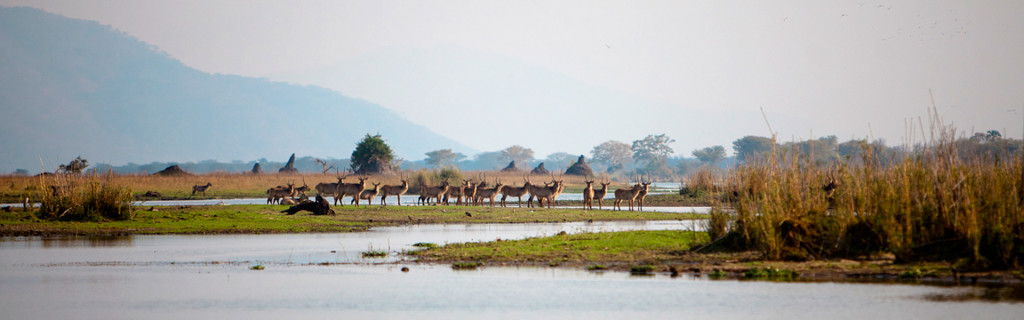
452, 262, 483, 270
412, 242, 437, 248
630, 265, 656, 275
37, 172, 134, 221
586, 264, 607, 271
250, 264, 265, 270
362, 250, 388, 258
743, 267, 797, 280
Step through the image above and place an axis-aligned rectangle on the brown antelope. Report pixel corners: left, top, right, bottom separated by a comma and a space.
474, 179, 505, 207
315, 176, 343, 196
353, 182, 382, 205
613, 178, 643, 211
335, 176, 367, 206
526, 179, 557, 208
419, 179, 450, 205
458, 180, 477, 206
192, 182, 212, 196
443, 182, 464, 205
266, 183, 295, 204
379, 176, 409, 206
592, 180, 611, 210
635, 175, 652, 211
500, 178, 531, 208
582, 179, 595, 210
294, 183, 310, 202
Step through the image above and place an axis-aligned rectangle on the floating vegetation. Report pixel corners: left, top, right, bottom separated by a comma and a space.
412, 242, 437, 248
249, 264, 265, 270
452, 262, 483, 270
743, 268, 797, 280
362, 250, 388, 258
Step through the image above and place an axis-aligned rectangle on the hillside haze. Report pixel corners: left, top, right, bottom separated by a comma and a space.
0, 7, 472, 173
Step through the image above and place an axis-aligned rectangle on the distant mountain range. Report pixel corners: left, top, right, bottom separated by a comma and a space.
0, 6, 473, 173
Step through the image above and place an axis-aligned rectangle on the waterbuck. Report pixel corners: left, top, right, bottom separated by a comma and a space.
634, 175, 652, 211
266, 183, 295, 204
192, 182, 212, 197
379, 178, 409, 206
474, 180, 505, 207
419, 179, 450, 206
581, 179, 595, 210
353, 182, 382, 206
500, 178, 531, 208
613, 179, 643, 211
335, 176, 368, 206
592, 181, 612, 210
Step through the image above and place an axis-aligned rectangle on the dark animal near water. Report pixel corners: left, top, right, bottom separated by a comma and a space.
282, 195, 335, 215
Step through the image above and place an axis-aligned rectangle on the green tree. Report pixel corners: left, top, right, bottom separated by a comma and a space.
732, 136, 775, 163
632, 134, 675, 176
692, 145, 726, 167
425, 149, 464, 168
350, 134, 395, 174
591, 140, 633, 172
498, 145, 535, 165
59, 156, 89, 174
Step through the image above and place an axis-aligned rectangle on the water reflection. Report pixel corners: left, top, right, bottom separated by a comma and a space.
922, 285, 1024, 303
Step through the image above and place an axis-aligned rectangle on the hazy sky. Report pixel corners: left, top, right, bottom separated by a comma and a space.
3, 0, 1022, 159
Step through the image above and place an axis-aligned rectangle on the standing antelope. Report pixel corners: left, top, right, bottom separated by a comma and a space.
315, 177, 343, 197
526, 180, 558, 208
335, 176, 367, 206
457, 180, 477, 206
353, 182, 382, 205
192, 182, 212, 197
266, 183, 295, 204
634, 175, 652, 211
613, 179, 643, 211
592, 180, 611, 210
379, 177, 409, 206
443, 182, 464, 205
474, 180, 505, 207
582, 179, 595, 210
500, 178, 531, 208
419, 179, 450, 206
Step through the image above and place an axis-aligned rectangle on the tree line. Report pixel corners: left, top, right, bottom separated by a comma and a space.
27, 130, 1019, 178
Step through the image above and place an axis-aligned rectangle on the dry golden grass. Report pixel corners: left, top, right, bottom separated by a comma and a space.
1, 170, 610, 201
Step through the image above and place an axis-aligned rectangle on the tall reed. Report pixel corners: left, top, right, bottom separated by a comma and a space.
719, 125, 1023, 268
37, 172, 134, 221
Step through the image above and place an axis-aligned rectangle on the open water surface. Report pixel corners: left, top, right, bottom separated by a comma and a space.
1, 220, 1021, 319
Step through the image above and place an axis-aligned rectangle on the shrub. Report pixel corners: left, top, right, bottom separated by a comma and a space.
37, 173, 133, 221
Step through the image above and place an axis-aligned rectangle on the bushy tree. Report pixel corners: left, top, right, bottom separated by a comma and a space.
632, 134, 675, 175
425, 149, 464, 168
498, 145, 535, 166
590, 140, 633, 172
692, 146, 726, 167
732, 136, 775, 163
59, 156, 88, 174
351, 134, 395, 174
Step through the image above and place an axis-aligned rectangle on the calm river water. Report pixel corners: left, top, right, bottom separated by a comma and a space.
2, 221, 1022, 319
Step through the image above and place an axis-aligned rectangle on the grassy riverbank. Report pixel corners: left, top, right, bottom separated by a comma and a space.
0, 204, 700, 236
410, 230, 1024, 284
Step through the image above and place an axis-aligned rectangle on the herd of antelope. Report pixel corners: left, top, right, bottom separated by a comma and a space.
190, 174, 655, 211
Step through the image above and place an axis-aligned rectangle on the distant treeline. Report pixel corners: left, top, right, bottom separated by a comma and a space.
74, 131, 1023, 177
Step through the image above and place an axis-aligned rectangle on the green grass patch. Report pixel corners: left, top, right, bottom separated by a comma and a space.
415, 230, 709, 265
362, 250, 388, 257
452, 262, 483, 270
743, 267, 798, 280
412, 242, 438, 248
2, 204, 701, 236
587, 264, 608, 270
630, 264, 656, 274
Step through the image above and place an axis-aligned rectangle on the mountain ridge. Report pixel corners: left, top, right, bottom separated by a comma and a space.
0, 6, 473, 173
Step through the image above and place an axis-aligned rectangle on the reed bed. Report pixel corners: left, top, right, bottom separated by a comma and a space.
715, 125, 1023, 269
36, 172, 134, 221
